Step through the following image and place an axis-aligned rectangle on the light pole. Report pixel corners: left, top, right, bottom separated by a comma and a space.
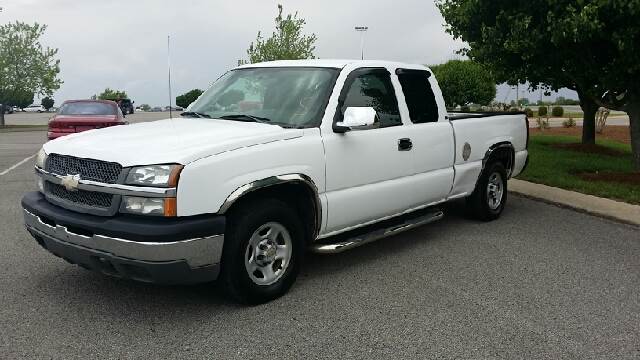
167, 35, 173, 119
355, 26, 368, 60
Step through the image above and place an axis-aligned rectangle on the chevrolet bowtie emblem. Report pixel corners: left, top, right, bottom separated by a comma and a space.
60, 174, 81, 192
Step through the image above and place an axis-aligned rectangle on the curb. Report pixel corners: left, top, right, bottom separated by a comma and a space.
0, 126, 48, 133
508, 179, 640, 227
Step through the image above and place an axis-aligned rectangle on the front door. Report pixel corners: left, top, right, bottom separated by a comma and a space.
322, 67, 415, 235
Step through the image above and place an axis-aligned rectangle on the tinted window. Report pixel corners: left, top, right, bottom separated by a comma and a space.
397, 69, 439, 123
59, 102, 116, 115
341, 69, 401, 128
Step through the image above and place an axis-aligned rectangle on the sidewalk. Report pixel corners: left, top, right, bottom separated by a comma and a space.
509, 179, 640, 227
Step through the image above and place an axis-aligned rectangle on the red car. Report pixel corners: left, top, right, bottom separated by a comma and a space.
48, 100, 127, 140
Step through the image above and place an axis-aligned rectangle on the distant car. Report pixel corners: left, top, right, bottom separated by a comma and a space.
23, 104, 45, 113
150, 106, 163, 112
118, 99, 135, 115
47, 100, 127, 140
164, 106, 184, 112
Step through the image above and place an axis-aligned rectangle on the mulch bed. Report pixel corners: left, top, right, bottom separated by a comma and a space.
549, 143, 627, 157
530, 125, 631, 144
576, 172, 640, 186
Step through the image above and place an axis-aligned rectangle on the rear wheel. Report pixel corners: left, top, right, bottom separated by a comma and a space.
467, 162, 507, 221
220, 198, 303, 304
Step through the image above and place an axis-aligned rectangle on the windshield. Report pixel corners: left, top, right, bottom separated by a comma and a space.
188, 67, 339, 128
59, 102, 116, 115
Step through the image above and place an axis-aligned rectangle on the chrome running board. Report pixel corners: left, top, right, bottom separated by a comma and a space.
311, 210, 444, 254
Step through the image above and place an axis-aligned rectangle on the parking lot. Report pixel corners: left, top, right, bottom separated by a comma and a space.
2, 110, 172, 126
0, 128, 639, 358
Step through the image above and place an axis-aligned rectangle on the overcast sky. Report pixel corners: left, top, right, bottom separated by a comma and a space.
1, 0, 577, 106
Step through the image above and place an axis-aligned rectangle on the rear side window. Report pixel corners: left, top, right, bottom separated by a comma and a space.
340, 68, 402, 128
396, 69, 439, 123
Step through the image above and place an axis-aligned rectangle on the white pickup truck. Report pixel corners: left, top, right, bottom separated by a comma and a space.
23, 60, 528, 303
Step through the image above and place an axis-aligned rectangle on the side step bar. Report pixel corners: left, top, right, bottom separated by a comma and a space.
311, 210, 444, 254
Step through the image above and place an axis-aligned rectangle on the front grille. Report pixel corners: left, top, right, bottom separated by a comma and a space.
45, 182, 114, 209
46, 154, 122, 184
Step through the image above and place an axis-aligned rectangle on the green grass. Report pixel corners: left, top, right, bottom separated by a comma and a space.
517, 134, 640, 204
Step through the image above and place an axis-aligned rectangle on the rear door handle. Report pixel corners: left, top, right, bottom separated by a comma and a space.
398, 138, 412, 151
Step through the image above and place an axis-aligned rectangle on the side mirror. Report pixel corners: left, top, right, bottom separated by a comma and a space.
334, 107, 378, 133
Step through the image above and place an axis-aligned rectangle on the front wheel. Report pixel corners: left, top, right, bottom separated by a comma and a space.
467, 162, 507, 221
220, 198, 304, 304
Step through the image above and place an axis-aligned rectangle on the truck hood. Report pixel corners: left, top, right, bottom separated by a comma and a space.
43, 118, 304, 167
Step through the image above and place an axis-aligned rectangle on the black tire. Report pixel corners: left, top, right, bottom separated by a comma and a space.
220, 197, 304, 304
467, 162, 508, 221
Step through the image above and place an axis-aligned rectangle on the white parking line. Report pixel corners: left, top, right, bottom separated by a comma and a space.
0, 154, 36, 176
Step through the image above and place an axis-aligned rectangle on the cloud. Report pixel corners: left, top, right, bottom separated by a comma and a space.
1, 0, 576, 106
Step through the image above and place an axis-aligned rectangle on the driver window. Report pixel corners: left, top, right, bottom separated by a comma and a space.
341, 69, 402, 128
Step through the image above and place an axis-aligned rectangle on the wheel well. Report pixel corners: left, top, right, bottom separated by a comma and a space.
224, 182, 319, 244
485, 142, 515, 177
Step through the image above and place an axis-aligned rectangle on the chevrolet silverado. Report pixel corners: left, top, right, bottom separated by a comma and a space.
22, 60, 529, 304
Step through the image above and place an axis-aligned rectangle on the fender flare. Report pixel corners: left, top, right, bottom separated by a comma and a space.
218, 174, 322, 238
481, 142, 515, 177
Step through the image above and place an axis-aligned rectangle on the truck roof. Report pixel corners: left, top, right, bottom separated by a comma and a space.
235, 59, 429, 70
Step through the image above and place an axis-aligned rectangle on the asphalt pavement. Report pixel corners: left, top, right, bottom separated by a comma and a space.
0, 130, 639, 359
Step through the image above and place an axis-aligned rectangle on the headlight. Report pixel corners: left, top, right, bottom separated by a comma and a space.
125, 164, 183, 187
121, 196, 177, 216
35, 148, 48, 168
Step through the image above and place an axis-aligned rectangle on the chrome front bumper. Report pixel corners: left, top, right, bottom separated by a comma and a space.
23, 208, 224, 284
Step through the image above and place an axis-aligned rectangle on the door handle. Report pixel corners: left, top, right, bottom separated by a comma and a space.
398, 138, 412, 151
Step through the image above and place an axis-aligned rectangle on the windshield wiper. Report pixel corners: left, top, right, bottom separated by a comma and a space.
181, 111, 211, 118
219, 114, 273, 123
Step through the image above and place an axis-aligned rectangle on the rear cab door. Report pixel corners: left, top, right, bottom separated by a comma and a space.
395, 67, 456, 205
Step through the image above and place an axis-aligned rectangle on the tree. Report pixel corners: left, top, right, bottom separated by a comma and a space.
41, 97, 54, 111
0, 22, 61, 125
175, 89, 203, 109
437, 0, 598, 144
96, 88, 128, 101
11, 89, 34, 110
430, 60, 496, 108
247, 4, 317, 63
438, 0, 640, 170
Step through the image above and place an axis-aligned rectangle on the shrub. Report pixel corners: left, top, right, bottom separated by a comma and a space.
596, 108, 611, 134
460, 105, 471, 112
562, 117, 576, 128
538, 106, 548, 116
552, 106, 564, 117
536, 117, 550, 130
524, 107, 534, 117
